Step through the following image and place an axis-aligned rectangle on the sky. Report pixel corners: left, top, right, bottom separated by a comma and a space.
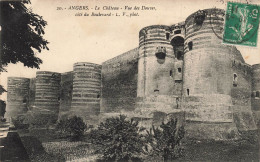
1, 0, 260, 100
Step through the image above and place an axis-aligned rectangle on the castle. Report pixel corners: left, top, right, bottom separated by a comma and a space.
6, 8, 260, 139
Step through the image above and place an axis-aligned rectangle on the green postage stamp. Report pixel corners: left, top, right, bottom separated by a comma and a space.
223, 2, 260, 47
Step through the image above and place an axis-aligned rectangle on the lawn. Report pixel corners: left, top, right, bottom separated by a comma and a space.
42, 141, 95, 161
19, 128, 259, 161
179, 138, 259, 161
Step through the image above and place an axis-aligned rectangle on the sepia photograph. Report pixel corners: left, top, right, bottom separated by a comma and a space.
0, 0, 260, 161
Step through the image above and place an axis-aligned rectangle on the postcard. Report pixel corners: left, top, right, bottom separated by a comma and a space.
0, 0, 259, 161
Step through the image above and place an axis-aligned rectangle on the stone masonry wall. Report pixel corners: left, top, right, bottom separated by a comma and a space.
71, 62, 101, 125
29, 78, 36, 109
231, 61, 256, 131
59, 71, 73, 119
6, 77, 30, 118
252, 64, 260, 127
101, 48, 139, 113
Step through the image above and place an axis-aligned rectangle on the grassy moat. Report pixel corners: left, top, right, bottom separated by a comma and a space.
16, 127, 259, 162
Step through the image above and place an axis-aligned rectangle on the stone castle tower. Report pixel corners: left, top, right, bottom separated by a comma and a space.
6, 77, 30, 118
70, 62, 102, 125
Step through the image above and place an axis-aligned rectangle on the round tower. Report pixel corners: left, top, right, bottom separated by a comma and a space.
6, 77, 30, 118
183, 9, 239, 139
34, 71, 61, 124
71, 62, 101, 125
135, 25, 185, 128
252, 64, 260, 127
137, 25, 175, 98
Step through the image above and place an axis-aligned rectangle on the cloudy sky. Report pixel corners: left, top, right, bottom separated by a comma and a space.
1, 0, 260, 100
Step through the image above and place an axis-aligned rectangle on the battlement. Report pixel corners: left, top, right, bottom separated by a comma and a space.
139, 25, 170, 38
185, 8, 224, 26
73, 62, 101, 70
36, 71, 61, 75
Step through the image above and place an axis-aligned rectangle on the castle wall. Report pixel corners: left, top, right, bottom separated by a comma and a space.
28, 78, 36, 108
6, 77, 30, 118
101, 48, 138, 113
71, 62, 101, 125
231, 61, 256, 131
59, 71, 73, 119
252, 64, 260, 127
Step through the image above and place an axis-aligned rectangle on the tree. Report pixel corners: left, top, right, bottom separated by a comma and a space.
146, 119, 185, 161
0, 85, 7, 95
0, 86, 7, 120
0, 0, 49, 71
0, 0, 49, 100
0, 100, 6, 122
89, 115, 146, 162
56, 116, 87, 140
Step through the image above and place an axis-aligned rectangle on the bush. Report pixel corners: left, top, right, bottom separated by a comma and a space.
12, 115, 29, 129
0, 100, 6, 120
56, 116, 87, 140
27, 112, 58, 128
89, 115, 146, 162
146, 119, 185, 161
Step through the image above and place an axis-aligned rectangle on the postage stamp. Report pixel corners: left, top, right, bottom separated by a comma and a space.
223, 2, 260, 47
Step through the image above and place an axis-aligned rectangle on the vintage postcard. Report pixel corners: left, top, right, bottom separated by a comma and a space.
0, 0, 260, 161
